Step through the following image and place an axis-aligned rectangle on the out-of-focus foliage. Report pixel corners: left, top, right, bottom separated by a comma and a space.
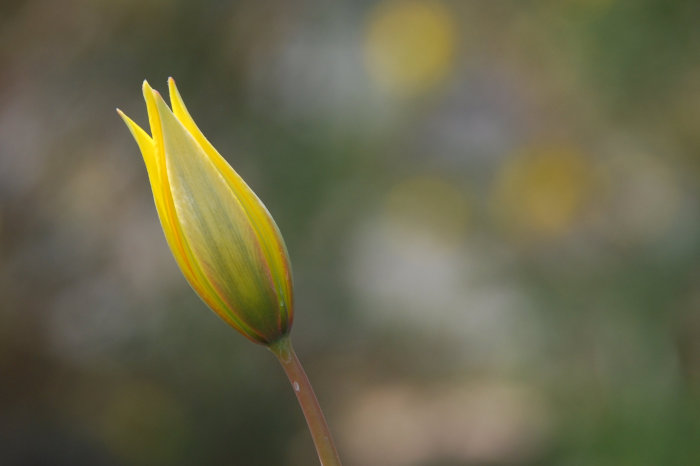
1, 0, 699, 465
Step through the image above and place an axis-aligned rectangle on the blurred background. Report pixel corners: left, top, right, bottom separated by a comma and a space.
1, 0, 699, 465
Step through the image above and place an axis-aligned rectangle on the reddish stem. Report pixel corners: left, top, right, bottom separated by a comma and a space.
269, 336, 342, 466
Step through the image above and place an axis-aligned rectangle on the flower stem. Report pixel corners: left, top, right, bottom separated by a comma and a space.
269, 336, 342, 466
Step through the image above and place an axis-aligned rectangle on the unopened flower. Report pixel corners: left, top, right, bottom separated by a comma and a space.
118, 79, 293, 345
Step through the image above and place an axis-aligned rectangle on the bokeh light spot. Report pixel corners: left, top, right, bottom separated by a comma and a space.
599, 151, 683, 244
492, 145, 596, 239
364, 0, 456, 97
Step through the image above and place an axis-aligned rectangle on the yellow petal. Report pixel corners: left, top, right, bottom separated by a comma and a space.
126, 86, 247, 339
139, 87, 258, 340
141, 84, 195, 281
116, 109, 159, 192
167, 78, 293, 327
152, 91, 285, 340
117, 108, 180, 274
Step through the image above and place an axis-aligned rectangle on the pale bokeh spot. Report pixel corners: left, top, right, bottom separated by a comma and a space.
599, 151, 683, 244
339, 381, 549, 465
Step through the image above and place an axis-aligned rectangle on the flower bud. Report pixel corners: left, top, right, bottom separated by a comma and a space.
118, 79, 293, 345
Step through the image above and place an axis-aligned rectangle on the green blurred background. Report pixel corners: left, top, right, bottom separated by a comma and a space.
1, 0, 699, 465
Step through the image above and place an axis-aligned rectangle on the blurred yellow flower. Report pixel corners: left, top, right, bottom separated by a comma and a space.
492, 145, 596, 239
365, 0, 456, 97
118, 79, 293, 345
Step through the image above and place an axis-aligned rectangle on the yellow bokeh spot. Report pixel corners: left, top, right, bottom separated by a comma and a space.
492, 146, 595, 239
365, 0, 456, 97
384, 175, 470, 242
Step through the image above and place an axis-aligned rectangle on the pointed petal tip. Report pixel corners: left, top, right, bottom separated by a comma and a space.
167, 77, 180, 108
146, 84, 164, 107
168, 77, 177, 95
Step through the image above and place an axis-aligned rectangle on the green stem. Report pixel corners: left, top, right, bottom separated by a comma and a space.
269, 336, 342, 466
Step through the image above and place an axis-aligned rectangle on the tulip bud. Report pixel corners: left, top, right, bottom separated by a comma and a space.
117, 79, 293, 345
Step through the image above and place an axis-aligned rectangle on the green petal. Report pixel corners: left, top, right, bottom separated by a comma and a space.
153, 94, 283, 341
167, 78, 293, 329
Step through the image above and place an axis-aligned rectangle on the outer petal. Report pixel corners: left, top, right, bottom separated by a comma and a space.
118, 106, 188, 294
141, 81, 193, 280
116, 109, 158, 192
167, 78, 293, 330
151, 91, 285, 342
